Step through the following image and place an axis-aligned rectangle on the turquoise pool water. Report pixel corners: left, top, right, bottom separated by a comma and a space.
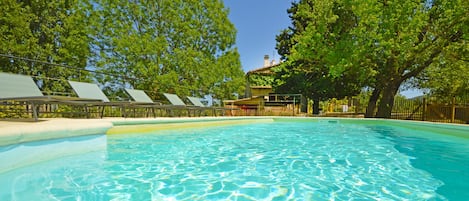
1, 119, 468, 200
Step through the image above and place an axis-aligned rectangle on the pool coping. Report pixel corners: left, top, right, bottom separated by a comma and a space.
1, 117, 468, 146
0, 117, 272, 146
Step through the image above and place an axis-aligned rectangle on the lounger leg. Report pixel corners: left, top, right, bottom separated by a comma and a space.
122, 106, 127, 118
31, 102, 38, 121
151, 108, 156, 117
85, 105, 90, 118
166, 109, 171, 117
100, 106, 105, 118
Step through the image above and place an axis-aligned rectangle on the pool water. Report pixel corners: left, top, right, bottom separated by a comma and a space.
1, 120, 468, 200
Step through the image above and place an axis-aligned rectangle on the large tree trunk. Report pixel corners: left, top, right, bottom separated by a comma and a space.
365, 88, 381, 118
312, 96, 320, 115
375, 83, 400, 118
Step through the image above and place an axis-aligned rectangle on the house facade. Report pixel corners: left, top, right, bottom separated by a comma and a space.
224, 55, 307, 116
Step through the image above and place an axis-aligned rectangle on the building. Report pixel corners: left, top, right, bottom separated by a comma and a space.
224, 55, 306, 116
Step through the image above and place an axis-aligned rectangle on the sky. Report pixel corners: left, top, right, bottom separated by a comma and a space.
223, 0, 294, 72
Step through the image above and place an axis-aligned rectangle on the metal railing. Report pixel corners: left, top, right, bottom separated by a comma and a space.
391, 97, 469, 124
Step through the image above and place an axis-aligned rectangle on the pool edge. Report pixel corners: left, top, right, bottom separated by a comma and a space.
1, 117, 468, 146
107, 117, 275, 135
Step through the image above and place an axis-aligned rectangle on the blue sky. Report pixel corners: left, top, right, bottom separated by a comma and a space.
223, 0, 294, 72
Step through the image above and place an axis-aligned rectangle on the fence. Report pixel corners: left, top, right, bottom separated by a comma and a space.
392, 97, 469, 124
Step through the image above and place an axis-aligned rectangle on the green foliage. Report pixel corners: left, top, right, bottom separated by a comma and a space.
353, 0, 468, 117
0, 103, 29, 118
276, 0, 468, 117
88, 0, 245, 101
417, 59, 469, 100
1, 0, 245, 119
275, 0, 365, 102
248, 74, 276, 87
0, 0, 92, 94
415, 27, 469, 100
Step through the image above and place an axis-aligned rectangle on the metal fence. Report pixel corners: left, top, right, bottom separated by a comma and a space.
392, 97, 469, 124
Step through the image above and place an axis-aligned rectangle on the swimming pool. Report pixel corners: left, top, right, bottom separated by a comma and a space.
0, 118, 468, 200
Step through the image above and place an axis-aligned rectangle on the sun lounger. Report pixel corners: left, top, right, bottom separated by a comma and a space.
187, 96, 234, 116
68, 81, 131, 117
163, 93, 187, 106
125, 89, 156, 104
124, 88, 174, 117
163, 93, 201, 117
68, 81, 113, 102
0, 72, 100, 120
186, 96, 207, 107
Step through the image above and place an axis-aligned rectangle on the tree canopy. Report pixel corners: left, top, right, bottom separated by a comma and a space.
1, 0, 245, 101
87, 0, 245, 100
0, 0, 92, 94
416, 53, 469, 101
276, 0, 468, 117
275, 0, 369, 114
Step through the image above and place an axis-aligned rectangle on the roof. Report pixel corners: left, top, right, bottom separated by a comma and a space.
246, 63, 281, 75
250, 86, 272, 89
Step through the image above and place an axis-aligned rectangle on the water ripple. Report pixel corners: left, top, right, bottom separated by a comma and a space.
2, 122, 468, 200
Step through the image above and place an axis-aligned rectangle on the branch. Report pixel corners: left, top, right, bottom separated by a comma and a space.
402, 23, 464, 81
401, 47, 442, 81
398, 36, 438, 74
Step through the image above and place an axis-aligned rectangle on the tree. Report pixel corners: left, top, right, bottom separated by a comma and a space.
353, 0, 468, 118
0, 0, 92, 93
275, 0, 368, 114
276, 0, 468, 118
413, 20, 469, 101
416, 53, 469, 101
88, 0, 245, 101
